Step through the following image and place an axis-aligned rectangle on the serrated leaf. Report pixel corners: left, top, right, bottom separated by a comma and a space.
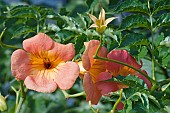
155, 13, 170, 30
153, 0, 170, 15
138, 46, 148, 60
75, 34, 87, 54
148, 95, 161, 108
162, 54, 170, 67
77, 13, 87, 29
119, 14, 150, 30
141, 93, 149, 109
55, 29, 76, 42
126, 99, 132, 113
9, 5, 36, 18
160, 36, 170, 47
12, 26, 35, 39
120, 33, 146, 47
109, 0, 149, 15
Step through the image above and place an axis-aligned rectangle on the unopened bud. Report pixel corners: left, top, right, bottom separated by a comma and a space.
0, 94, 8, 112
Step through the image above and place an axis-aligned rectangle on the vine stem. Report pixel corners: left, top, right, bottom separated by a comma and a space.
0, 28, 20, 49
111, 89, 123, 113
148, 0, 155, 80
61, 90, 85, 99
93, 34, 156, 88
15, 82, 26, 113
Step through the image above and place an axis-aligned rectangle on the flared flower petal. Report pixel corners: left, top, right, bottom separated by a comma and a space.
49, 43, 75, 62
82, 40, 107, 71
105, 17, 118, 26
11, 49, 31, 80
88, 14, 97, 23
135, 70, 152, 90
96, 72, 128, 95
99, 7, 105, 24
24, 73, 57, 93
23, 33, 54, 54
54, 62, 80, 90
106, 50, 142, 76
83, 73, 102, 105
11, 33, 79, 93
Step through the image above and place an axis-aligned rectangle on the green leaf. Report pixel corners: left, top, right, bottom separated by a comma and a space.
160, 36, 170, 48
148, 95, 161, 108
75, 34, 87, 54
12, 26, 35, 39
120, 33, 146, 47
153, 0, 170, 15
141, 93, 149, 109
126, 99, 132, 113
138, 46, 148, 60
55, 29, 77, 42
155, 13, 170, 30
9, 5, 36, 18
109, 0, 149, 15
119, 14, 150, 30
162, 54, 170, 67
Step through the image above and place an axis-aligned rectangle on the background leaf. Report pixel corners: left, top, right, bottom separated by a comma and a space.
119, 14, 150, 30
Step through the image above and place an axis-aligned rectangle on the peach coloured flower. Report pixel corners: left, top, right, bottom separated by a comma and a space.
89, 7, 117, 34
81, 40, 128, 104
11, 33, 80, 93
106, 50, 152, 89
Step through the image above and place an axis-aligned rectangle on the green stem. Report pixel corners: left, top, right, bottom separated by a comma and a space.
96, 56, 156, 85
89, 101, 99, 113
93, 32, 156, 88
62, 90, 85, 99
148, 0, 155, 80
94, 34, 102, 58
0, 28, 20, 49
111, 89, 123, 113
15, 82, 26, 113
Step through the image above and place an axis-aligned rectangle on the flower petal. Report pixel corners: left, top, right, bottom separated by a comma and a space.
23, 33, 54, 54
96, 72, 128, 95
89, 24, 98, 28
106, 50, 142, 76
83, 72, 101, 105
54, 62, 80, 90
135, 70, 152, 90
24, 73, 57, 93
82, 40, 107, 70
88, 14, 97, 23
105, 17, 118, 26
11, 49, 31, 80
117, 102, 124, 110
99, 7, 105, 23
48, 43, 75, 62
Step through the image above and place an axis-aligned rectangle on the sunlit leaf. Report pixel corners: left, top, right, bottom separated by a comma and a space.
75, 33, 87, 54
154, 13, 170, 30
12, 26, 35, 39
119, 14, 150, 30
153, 0, 170, 15
138, 46, 148, 60
109, 0, 149, 15
120, 33, 146, 47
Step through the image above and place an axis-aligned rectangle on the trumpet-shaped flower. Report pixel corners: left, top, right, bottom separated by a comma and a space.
81, 40, 127, 104
89, 7, 117, 34
11, 33, 80, 93
106, 50, 152, 89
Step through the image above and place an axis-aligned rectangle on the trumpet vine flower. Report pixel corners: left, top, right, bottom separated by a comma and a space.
106, 50, 152, 89
11, 33, 80, 93
81, 40, 127, 104
88, 7, 117, 34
